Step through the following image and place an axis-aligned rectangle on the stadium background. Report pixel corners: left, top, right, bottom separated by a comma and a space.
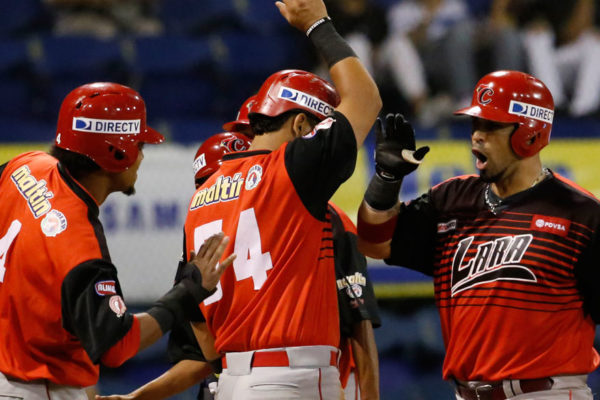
1, 0, 599, 398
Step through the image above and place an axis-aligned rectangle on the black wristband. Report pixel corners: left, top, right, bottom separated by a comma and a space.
147, 281, 214, 334
308, 19, 356, 67
364, 173, 403, 211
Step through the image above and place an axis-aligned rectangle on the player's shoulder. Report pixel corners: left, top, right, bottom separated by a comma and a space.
550, 172, 600, 208
431, 174, 482, 194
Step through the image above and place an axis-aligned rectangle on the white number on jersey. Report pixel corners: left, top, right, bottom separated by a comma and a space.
193, 208, 273, 305
0, 220, 22, 282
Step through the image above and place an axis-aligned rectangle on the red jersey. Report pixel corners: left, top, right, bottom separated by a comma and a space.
0, 152, 135, 386
386, 172, 600, 381
184, 112, 356, 353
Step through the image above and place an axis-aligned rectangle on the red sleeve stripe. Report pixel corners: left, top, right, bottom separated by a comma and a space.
100, 315, 140, 368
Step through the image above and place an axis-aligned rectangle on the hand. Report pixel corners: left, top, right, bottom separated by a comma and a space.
374, 113, 429, 180
190, 232, 236, 291
275, 0, 328, 32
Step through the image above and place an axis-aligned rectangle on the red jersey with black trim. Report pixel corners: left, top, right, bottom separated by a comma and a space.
0, 152, 135, 387
386, 171, 600, 381
184, 111, 356, 353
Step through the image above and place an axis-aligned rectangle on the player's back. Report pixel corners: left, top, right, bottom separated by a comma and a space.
185, 146, 339, 353
0, 151, 104, 386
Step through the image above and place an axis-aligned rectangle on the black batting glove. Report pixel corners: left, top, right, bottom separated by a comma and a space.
375, 113, 430, 181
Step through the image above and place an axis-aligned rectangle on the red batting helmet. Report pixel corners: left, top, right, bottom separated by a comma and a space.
251, 69, 340, 121
55, 82, 164, 172
454, 70, 554, 158
193, 132, 252, 182
223, 95, 257, 137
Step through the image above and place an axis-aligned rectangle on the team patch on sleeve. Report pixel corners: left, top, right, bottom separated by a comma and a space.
41, 209, 67, 237
95, 280, 117, 296
303, 117, 335, 139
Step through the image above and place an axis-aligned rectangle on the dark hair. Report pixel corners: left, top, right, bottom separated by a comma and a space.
50, 145, 101, 180
249, 110, 321, 135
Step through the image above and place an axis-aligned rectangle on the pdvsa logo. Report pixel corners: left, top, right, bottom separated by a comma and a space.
278, 86, 335, 116
11, 165, 53, 218
95, 280, 117, 296
190, 173, 244, 210
531, 215, 570, 237
72, 117, 141, 134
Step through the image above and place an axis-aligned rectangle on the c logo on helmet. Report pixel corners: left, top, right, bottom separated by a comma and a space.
221, 137, 249, 152
477, 86, 494, 105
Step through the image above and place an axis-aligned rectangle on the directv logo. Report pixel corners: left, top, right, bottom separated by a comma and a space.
508, 100, 553, 124
278, 86, 334, 116
72, 117, 141, 134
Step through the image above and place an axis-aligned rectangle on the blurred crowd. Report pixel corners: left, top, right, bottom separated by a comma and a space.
4, 0, 600, 130
322, 0, 600, 126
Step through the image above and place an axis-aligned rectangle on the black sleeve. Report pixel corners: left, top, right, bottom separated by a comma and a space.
167, 323, 207, 364
330, 208, 381, 338
0, 162, 7, 179
61, 259, 134, 364
385, 192, 438, 276
285, 111, 357, 220
575, 224, 600, 324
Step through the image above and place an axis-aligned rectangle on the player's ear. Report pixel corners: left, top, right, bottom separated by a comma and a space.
291, 113, 308, 138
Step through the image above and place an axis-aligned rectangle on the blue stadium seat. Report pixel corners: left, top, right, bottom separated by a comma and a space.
0, 79, 32, 117
236, 0, 289, 34
214, 33, 301, 76
158, 0, 239, 34
132, 36, 212, 75
33, 36, 125, 79
0, 40, 30, 74
0, 0, 46, 37
165, 118, 225, 144
139, 76, 216, 119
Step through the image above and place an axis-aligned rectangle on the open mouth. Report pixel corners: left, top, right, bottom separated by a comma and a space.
472, 149, 488, 170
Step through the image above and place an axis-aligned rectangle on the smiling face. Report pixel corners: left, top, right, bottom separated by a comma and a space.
471, 117, 519, 183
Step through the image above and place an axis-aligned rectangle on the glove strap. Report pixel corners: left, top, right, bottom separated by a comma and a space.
363, 173, 402, 211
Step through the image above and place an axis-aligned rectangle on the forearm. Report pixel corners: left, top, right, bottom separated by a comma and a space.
351, 320, 380, 400
329, 57, 381, 147
127, 360, 212, 400
356, 201, 398, 259
135, 312, 164, 351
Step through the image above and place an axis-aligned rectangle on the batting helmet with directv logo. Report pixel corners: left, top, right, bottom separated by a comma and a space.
55, 82, 164, 172
222, 95, 257, 137
454, 70, 554, 158
250, 69, 340, 121
193, 132, 252, 183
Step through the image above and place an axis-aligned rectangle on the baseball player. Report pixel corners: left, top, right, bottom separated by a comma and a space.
0, 82, 234, 400
96, 132, 252, 400
183, 0, 381, 396
97, 118, 382, 399
357, 70, 600, 400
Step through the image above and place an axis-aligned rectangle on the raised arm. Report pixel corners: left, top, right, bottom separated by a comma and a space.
357, 114, 429, 258
276, 0, 382, 147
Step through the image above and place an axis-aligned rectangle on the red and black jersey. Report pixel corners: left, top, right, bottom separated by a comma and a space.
328, 203, 380, 387
386, 171, 600, 381
0, 152, 135, 387
184, 111, 356, 353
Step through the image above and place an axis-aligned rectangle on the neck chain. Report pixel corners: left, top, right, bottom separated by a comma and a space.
484, 168, 549, 215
